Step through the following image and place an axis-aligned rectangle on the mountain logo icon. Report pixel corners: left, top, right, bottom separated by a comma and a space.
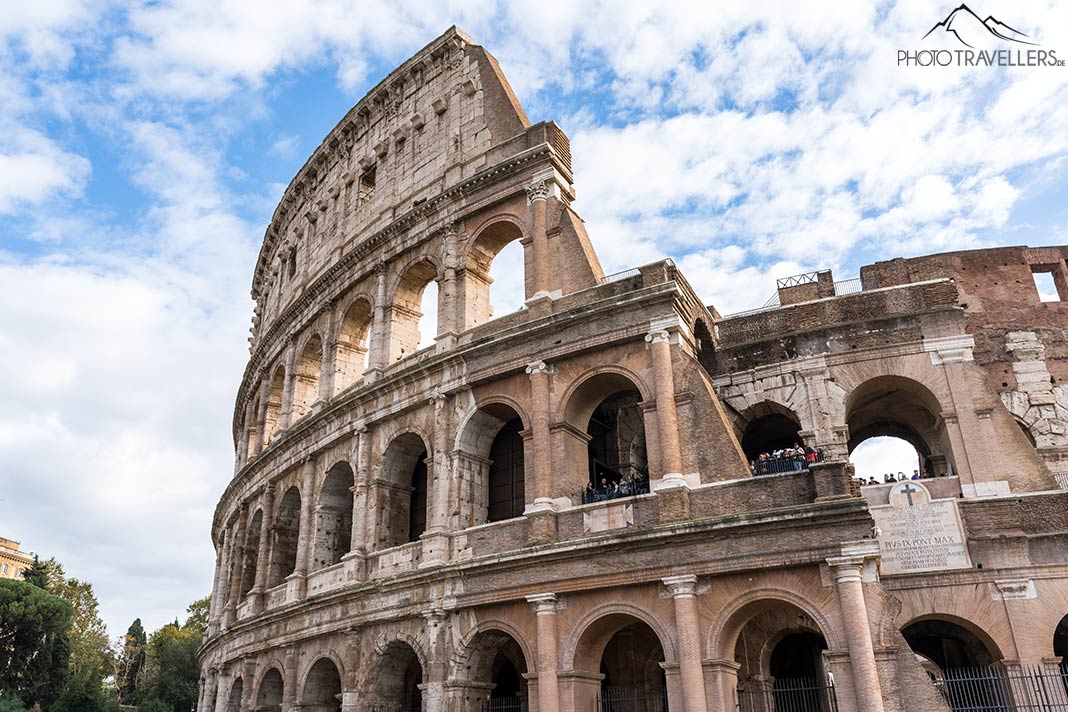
923, 4, 1037, 48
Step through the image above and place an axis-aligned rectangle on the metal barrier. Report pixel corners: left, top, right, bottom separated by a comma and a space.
934, 665, 1068, 711
737, 676, 838, 712
750, 452, 824, 476
833, 277, 862, 296
597, 686, 668, 712
485, 695, 528, 712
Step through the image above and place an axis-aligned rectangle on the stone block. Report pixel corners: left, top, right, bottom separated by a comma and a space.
810, 460, 854, 501
526, 511, 557, 546
657, 486, 691, 523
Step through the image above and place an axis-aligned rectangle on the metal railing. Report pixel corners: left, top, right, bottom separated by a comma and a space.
833, 277, 862, 296
776, 271, 827, 288
750, 451, 825, 476
485, 696, 528, 712
934, 664, 1068, 711
600, 267, 642, 284
581, 477, 652, 504
598, 686, 668, 712
738, 676, 838, 712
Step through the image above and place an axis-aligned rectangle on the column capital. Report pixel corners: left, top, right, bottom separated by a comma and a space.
422, 608, 448, 623
645, 329, 671, 345
525, 178, 552, 203
525, 360, 551, 376
662, 574, 699, 597
525, 592, 558, 613
826, 558, 864, 583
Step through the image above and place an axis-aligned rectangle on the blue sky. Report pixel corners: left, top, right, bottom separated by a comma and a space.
1, 0, 1066, 639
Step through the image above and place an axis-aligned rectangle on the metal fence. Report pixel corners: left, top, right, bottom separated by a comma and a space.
750, 451, 825, 476
485, 695, 528, 712
597, 686, 668, 712
737, 676, 838, 712
934, 664, 1068, 711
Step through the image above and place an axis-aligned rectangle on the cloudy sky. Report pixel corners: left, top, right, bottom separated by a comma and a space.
1, 0, 1066, 638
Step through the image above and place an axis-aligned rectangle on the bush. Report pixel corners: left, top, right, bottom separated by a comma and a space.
138, 699, 174, 712
0, 692, 26, 712
50, 672, 105, 712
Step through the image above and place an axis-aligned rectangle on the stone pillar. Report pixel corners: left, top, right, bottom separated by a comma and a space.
424, 609, 449, 712
646, 330, 685, 483
223, 503, 249, 627
212, 668, 229, 712
662, 575, 708, 712
319, 300, 337, 401
525, 361, 555, 511
249, 483, 276, 613
421, 392, 451, 567
527, 593, 560, 712
279, 341, 298, 431
703, 659, 741, 712
254, 380, 270, 456
436, 222, 462, 347
286, 456, 317, 601
525, 178, 551, 300
207, 533, 226, 636
367, 261, 389, 376
282, 647, 299, 712
827, 546, 885, 712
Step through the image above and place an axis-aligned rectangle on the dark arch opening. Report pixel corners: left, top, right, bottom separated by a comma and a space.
239, 509, 263, 597
596, 620, 667, 704
488, 417, 525, 522
302, 658, 342, 712
461, 629, 529, 711
313, 462, 355, 570
1055, 614, 1068, 679
694, 318, 716, 375
226, 677, 243, 712
379, 434, 429, 548
902, 619, 1000, 671
370, 643, 423, 712
741, 413, 803, 463
268, 486, 301, 588
587, 392, 648, 494
256, 668, 284, 712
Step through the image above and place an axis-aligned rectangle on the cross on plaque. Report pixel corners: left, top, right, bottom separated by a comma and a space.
900, 483, 919, 506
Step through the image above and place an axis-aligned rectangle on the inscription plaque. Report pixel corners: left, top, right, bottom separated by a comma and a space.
872, 482, 971, 575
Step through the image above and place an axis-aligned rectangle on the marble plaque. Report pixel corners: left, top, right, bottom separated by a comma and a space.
872, 482, 971, 575
583, 503, 634, 533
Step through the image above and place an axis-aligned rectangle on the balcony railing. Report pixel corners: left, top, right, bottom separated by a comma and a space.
750, 450, 825, 476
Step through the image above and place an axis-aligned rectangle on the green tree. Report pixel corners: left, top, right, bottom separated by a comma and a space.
53, 576, 114, 678
20, 556, 49, 590
0, 579, 72, 708
116, 618, 147, 703
50, 669, 105, 712
183, 597, 210, 636
138, 598, 209, 712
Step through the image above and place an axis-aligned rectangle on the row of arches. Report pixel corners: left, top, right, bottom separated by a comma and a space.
245, 222, 529, 456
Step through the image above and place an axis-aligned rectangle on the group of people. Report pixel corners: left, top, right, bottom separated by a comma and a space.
862, 469, 937, 485
748, 444, 824, 476
582, 472, 651, 503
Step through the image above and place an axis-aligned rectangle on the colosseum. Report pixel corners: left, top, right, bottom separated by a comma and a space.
196, 27, 1068, 712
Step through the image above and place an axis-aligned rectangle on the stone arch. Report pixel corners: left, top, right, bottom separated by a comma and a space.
300, 656, 343, 712
900, 613, 1004, 670
693, 317, 716, 375
268, 486, 301, 588
561, 368, 651, 497
1055, 613, 1068, 673
263, 364, 286, 445
388, 257, 440, 362
255, 665, 285, 712
292, 333, 324, 421
735, 400, 806, 464
707, 588, 843, 660
451, 623, 531, 705
366, 639, 425, 712
226, 675, 243, 712
845, 375, 951, 476
464, 216, 526, 327
453, 620, 537, 678
239, 508, 263, 597
312, 461, 355, 570
456, 400, 528, 524
564, 601, 678, 670
375, 432, 432, 548
334, 294, 374, 393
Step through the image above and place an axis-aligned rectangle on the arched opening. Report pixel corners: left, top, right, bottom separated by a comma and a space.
418, 280, 438, 350
457, 629, 529, 712
849, 435, 924, 484
377, 433, 429, 549
390, 260, 438, 362
573, 614, 666, 710
268, 486, 301, 588
1055, 614, 1068, 676
335, 297, 373, 393
1016, 417, 1037, 448
256, 668, 284, 712
293, 335, 323, 421
738, 402, 810, 476
263, 365, 286, 444
694, 318, 716, 375
564, 372, 649, 502
226, 677, 243, 712
312, 462, 355, 571
465, 220, 526, 328
731, 602, 835, 712
846, 376, 951, 478
246, 394, 262, 458
902, 618, 1002, 671
302, 657, 342, 712
487, 417, 525, 523
239, 509, 263, 598
368, 642, 423, 712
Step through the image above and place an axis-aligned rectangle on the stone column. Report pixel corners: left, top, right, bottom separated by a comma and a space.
527, 593, 560, 712
249, 484, 276, 613
436, 222, 462, 347
223, 503, 249, 627
367, 261, 390, 376
282, 647, 299, 712
212, 668, 229, 712
279, 341, 299, 430
207, 533, 226, 636
422, 392, 451, 566
827, 547, 885, 712
253, 379, 269, 456
525, 361, 554, 511
646, 330, 685, 483
662, 575, 708, 712
525, 177, 551, 300
287, 456, 317, 601
424, 609, 449, 712
319, 300, 337, 401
